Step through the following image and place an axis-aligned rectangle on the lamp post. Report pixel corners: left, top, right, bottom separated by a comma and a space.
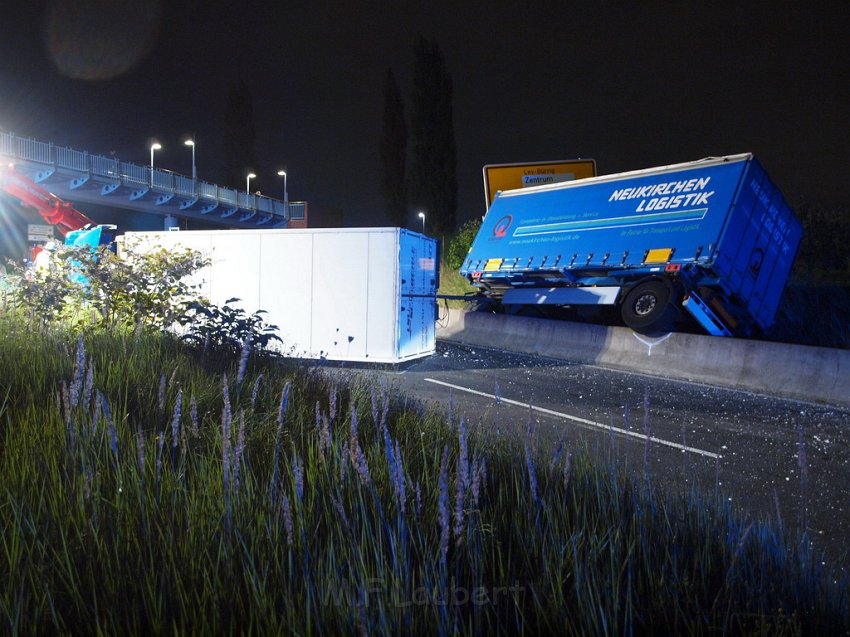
246, 172, 256, 195
418, 211, 426, 233
276, 170, 288, 202
184, 139, 196, 180
150, 142, 161, 169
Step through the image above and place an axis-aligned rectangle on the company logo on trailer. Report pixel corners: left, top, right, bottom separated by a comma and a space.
749, 247, 764, 276
492, 215, 512, 238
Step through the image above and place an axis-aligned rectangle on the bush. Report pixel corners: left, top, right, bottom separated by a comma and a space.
180, 298, 282, 356
4, 250, 79, 325
5, 239, 209, 331
445, 217, 482, 271
74, 239, 210, 330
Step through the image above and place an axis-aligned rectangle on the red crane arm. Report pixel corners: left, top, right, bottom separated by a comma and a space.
0, 165, 96, 237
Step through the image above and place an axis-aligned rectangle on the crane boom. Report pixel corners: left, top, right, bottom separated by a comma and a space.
0, 165, 97, 236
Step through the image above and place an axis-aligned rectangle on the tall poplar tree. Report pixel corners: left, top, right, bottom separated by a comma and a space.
410, 35, 457, 235
223, 79, 258, 190
379, 68, 408, 227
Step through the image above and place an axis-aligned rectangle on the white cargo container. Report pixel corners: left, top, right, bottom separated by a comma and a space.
121, 227, 438, 363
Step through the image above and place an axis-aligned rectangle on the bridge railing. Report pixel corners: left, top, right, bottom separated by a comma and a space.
91, 155, 120, 178
55, 146, 87, 171
174, 175, 194, 197
0, 131, 292, 221
120, 162, 148, 186
288, 202, 306, 220
198, 181, 217, 200
151, 169, 172, 191
17, 136, 53, 164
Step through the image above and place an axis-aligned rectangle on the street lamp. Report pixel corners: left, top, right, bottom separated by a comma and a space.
277, 170, 288, 205
150, 142, 162, 169
246, 172, 256, 194
184, 139, 196, 180
418, 211, 426, 233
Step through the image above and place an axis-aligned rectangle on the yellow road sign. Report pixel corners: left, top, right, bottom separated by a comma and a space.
483, 159, 597, 209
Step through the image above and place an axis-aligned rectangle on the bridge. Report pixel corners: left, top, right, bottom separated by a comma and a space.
0, 131, 306, 229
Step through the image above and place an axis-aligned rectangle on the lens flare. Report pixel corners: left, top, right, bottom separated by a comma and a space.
44, 0, 162, 81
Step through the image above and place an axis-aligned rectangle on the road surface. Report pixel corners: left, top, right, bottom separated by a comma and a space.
327, 341, 850, 569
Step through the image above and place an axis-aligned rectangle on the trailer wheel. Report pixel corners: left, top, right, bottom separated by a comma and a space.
621, 280, 678, 334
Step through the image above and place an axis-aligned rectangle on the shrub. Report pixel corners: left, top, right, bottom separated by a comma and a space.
180, 298, 282, 356
445, 217, 482, 271
4, 239, 209, 331
74, 239, 210, 330
4, 251, 79, 325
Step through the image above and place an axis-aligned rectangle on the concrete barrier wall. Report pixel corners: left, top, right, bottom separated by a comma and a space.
437, 308, 850, 407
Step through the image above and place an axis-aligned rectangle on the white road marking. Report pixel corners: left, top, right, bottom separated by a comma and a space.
632, 332, 672, 356
424, 377, 722, 459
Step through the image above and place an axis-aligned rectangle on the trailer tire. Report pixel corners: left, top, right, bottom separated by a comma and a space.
620, 280, 678, 334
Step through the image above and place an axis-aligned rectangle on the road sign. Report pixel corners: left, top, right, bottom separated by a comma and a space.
483, 159, 597, 209
27, 223, 55, 242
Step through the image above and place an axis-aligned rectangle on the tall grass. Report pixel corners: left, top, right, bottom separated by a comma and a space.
0, 315, 847, 635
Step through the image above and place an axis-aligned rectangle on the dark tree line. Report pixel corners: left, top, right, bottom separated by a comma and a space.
380, 34, 458, 235
223, 79, 258, 190
380, 69, 407, 228
209, 42, 458, 230
793, 201, 850, 280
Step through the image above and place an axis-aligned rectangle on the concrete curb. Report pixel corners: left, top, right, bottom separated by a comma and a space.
436, 307, 850, 408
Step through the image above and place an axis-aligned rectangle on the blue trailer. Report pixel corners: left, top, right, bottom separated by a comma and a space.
460, 154, 803, 337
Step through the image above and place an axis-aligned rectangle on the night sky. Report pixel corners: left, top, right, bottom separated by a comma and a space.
1, 1, 848, 228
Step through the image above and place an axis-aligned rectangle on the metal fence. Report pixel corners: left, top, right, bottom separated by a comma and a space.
91, 155, 120, 178
151, 169, 172, 190
288, 202, 306, 220
120, 162, 148, 185
174, 175, 194, 197
55, 146, 87, 171
0, 131, 291, 222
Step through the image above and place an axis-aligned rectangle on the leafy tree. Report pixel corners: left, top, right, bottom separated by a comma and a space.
379, 68, 408, 227
410, 34, 458, 235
